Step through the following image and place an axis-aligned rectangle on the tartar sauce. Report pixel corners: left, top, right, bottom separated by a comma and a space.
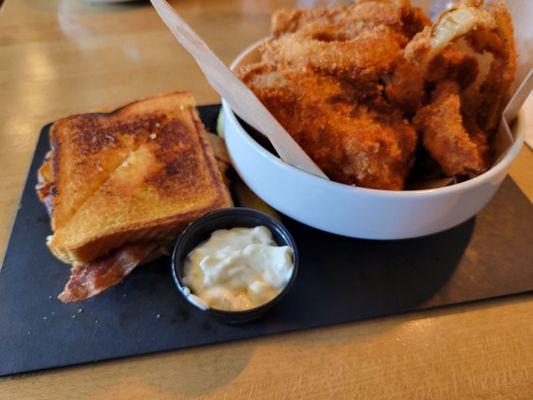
183, 226, 293, 311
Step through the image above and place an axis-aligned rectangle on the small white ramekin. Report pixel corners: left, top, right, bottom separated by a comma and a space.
222, 41, 526, 239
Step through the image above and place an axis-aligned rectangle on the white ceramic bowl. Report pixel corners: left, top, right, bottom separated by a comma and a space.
222, 41, 526, 239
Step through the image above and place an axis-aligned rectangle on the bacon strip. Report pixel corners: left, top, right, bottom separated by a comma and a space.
58, 242, 160, 303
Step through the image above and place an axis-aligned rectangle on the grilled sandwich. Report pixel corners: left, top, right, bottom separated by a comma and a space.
37, 92, 232, 302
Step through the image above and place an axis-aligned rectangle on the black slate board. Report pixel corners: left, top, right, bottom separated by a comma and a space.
1, 104, 532, 377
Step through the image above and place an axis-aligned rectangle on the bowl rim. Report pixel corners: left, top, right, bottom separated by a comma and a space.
224, 39, 526, 199
171, 207, 300, 316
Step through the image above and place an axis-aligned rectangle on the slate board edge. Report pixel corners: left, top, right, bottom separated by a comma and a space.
0, 123, 50, 272
4, 290, 531, 378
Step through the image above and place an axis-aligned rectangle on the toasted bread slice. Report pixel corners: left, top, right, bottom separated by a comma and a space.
46, 92, 232, 264
48, 93, 196, 231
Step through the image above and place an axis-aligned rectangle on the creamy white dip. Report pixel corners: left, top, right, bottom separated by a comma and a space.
183, 226, 294, 311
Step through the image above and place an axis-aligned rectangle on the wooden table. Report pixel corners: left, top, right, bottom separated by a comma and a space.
1, 1, 532, 398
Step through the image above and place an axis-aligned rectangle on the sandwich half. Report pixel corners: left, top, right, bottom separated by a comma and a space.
37, 92, 232, 302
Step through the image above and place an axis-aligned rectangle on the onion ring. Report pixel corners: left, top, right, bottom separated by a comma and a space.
271, 0, 430, 39
263, 24, 405, 84
386, 3, 498, 115
413, 80, 489, 177
464, 1, 516, 131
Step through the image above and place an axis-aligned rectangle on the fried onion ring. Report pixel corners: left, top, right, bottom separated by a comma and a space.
386, 3, 497, 115
464, 1, 516, 131
263, 24, 405, 84
413, 80, 489, 177
271, 0, 430, 40
265, 1, 431, 85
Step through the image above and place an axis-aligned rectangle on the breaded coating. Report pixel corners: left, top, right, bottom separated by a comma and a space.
413, 81, 488, 177
426, 48, 479, 88
266, 1, 431, 86
238, 64, 418, 190
271, 0, 430, 40
465, 2, 516, 131
263, 25, 405, 84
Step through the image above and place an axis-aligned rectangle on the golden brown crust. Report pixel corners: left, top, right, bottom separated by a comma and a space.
48, 92, 196, 231
413, 81, 488, 176
245, 0, 514, 189
238, 64, 417, 190
271, 1, 429, 39
263, 24, 404, 84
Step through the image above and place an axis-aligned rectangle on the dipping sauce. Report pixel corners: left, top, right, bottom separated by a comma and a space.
183, 226, 294, 311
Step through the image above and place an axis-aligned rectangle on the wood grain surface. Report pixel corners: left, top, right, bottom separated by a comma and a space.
0, 1, 532, 399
